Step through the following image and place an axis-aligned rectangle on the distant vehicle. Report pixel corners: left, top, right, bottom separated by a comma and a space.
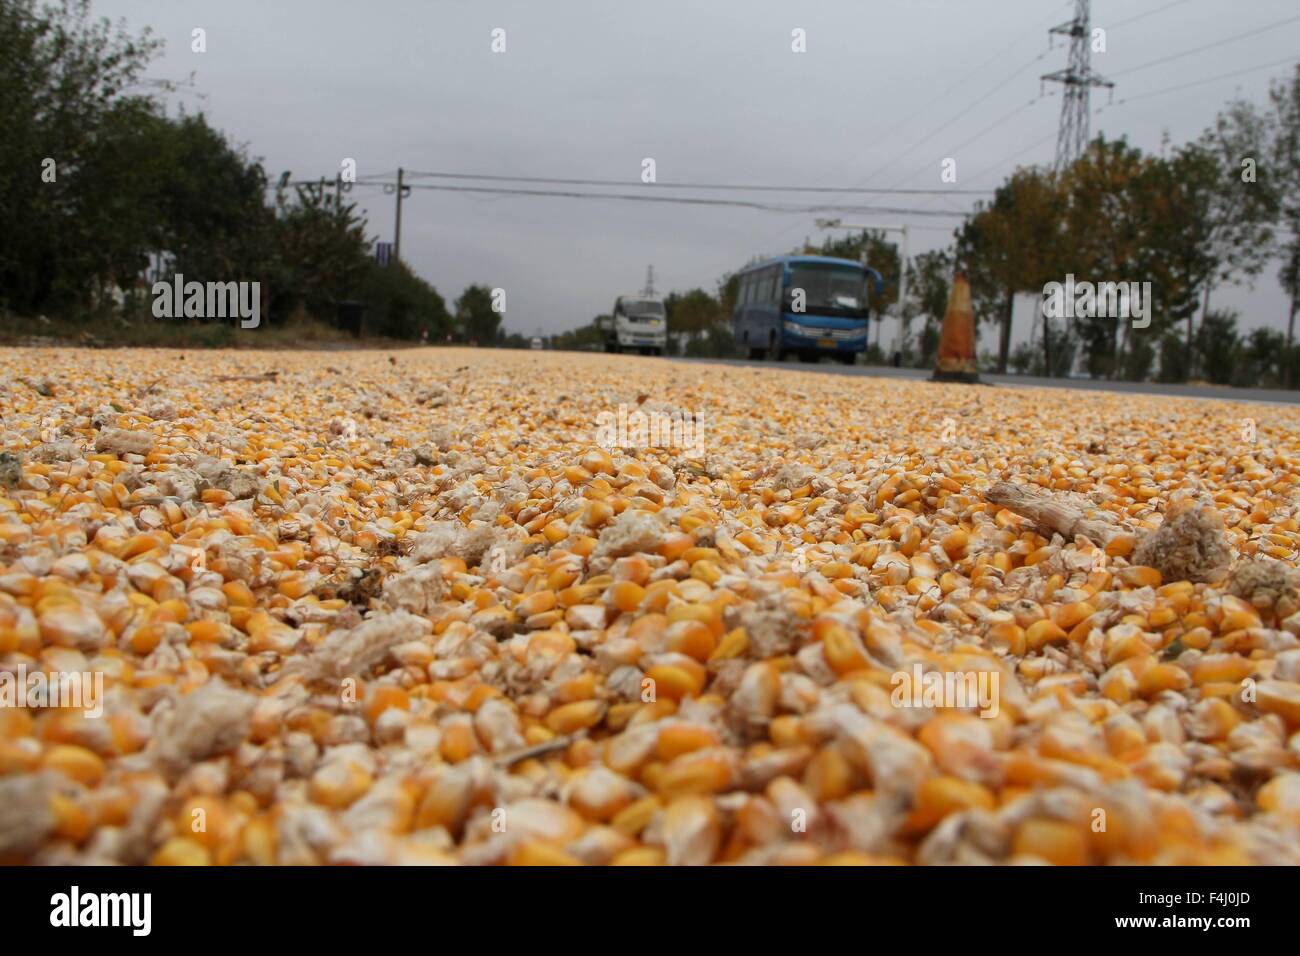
530, 337, 544, 350
597, 295, 667, 355
732, 255, 883, 364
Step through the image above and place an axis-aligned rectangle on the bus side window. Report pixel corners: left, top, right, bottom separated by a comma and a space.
764, 268, 778, 305
740, 275, 753, 307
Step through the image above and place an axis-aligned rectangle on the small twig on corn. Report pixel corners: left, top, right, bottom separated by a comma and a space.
134, 375, 164, 398
985, 481, 1123, 546
214, 371, 279, 383
493, 730, 587, 768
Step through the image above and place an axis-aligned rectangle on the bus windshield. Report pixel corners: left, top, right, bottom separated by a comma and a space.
786, 265, 867, 314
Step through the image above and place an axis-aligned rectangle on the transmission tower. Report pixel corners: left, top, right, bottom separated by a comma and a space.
1041, 0, 1113, 171
640, 265, 657, 297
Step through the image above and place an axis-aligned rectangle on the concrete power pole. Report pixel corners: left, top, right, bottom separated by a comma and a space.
390, 167, 412, 265
1041, 0, 1113, 172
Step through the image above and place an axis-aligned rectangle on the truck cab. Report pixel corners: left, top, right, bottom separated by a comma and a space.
600, 295, 667, 355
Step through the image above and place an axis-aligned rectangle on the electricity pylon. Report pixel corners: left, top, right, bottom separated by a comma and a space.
1041, 0, 1113, 172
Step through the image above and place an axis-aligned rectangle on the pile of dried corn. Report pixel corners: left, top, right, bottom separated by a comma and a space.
2, 347, 1299, 865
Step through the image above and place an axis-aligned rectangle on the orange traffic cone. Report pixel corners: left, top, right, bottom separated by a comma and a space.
932, 272, 980, 383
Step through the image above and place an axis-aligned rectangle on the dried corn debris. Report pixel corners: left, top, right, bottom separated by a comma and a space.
2, 347, 1300, 866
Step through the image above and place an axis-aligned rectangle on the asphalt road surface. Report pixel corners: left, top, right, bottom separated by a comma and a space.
670, 356, 1300, 406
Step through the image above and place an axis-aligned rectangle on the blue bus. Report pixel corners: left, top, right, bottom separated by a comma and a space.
731, 255, 883, 363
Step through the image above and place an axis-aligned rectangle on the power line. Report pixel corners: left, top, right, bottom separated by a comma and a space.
269, 171, 397, 193
284, 174, 972, 218
745, 0, 1074, 254
395, 181, 971, 218
1106, 0, 1194, 30
888, 92, 1055, 189
1097, 56, 1300, 112
299, 47, 1291, 243
805, 52, 1052, 232
884, 100, 1057, 221
906, 53, 1298, 218
862, 50, 1053, 191
911, 53, 1297, 212
849, 0, 1073, 157
839, 0, 1204, 212
401, 170, 993, 195
1109, 13, 1300, 78
965, 130, 1059, 183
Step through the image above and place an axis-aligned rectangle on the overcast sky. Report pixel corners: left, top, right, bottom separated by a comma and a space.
93, 0, 1299, 347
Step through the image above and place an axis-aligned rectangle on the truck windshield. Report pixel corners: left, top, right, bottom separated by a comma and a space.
786, 265, 867, 314
623, 299, 664, 317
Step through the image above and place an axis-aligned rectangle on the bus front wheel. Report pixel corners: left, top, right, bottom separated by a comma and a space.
766, 335, 783, 362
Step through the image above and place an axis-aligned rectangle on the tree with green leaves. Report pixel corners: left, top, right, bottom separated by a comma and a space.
355, 259, 450, 340
717, 273, 740, 318
1266, 66, 1300, 383
1282, 221, 1300, 384
1197, 95, 1281, 331
1128, 142, 1217, 378
157, 114, 275, 291
1057, 138, 1158, 379
906, 248, 952, 367
664, 288, 722, 335
267, 177, 371, 322
455, 285, 501, 344
0, 0, 161, 312
956, 167, 1062, 374
1194, 310, 1242, 386
552, 319, 605, 352
1236, 326, 1287, 388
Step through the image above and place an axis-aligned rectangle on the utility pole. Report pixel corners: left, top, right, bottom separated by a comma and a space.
641, 265, 656, 297
1042, 0, 1113, 172
333, 171, 352, 212
389, 167, 412, 264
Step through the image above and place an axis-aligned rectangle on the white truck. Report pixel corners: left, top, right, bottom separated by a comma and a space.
598, 295, 667, 355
